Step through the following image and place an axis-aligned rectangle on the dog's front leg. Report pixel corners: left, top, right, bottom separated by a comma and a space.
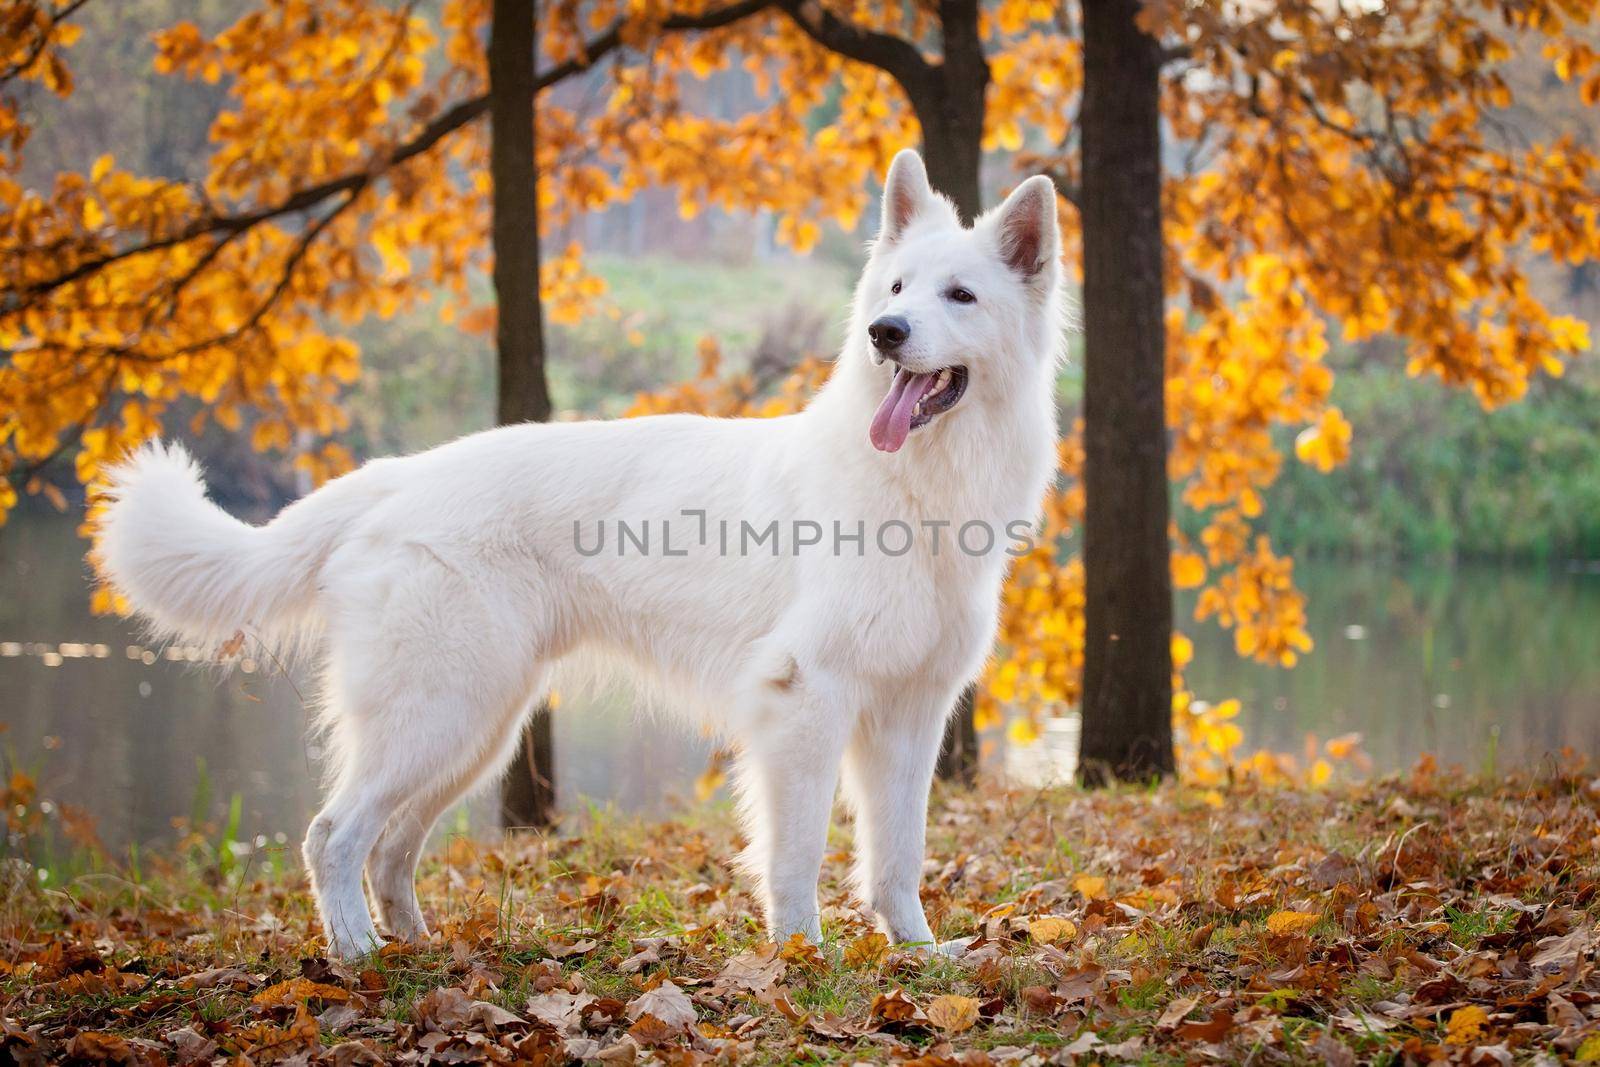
734, 664, 852, 944
841, 701, 952, 950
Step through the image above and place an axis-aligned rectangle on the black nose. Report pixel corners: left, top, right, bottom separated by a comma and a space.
867, 315, 910, 352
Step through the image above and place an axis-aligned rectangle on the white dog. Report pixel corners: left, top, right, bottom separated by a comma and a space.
97, 150, 1064, 959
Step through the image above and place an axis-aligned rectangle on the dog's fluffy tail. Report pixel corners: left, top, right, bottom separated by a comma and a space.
97, 441, 372, 653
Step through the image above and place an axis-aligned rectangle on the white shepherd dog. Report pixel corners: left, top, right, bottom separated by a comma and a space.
97, 150, 1064, 959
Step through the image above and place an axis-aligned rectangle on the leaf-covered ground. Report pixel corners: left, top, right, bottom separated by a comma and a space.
3, 761, 1598, 1065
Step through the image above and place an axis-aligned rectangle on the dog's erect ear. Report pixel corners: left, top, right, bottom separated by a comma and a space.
994, 175, 1061, 280
879, 149, 938, 243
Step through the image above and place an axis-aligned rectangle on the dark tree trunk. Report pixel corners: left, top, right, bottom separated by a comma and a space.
1076, 0, 1175, 784
490, 0, 557, 829
935, 688, 979, 783
914, 0, 988, 225
918, 115, 983, 225
915, 0, 989, 783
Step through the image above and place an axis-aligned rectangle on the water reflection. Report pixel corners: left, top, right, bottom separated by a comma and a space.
3, 514, 1597, 850
0, 515, 712, 851
1183, 561, 1600, 771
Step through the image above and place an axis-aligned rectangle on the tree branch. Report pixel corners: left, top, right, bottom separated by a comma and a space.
16, 0, 775, 302
0, 0, 94, 87
775, 0, 933, 98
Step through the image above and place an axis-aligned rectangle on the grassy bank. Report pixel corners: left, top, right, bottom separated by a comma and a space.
1260, 364, 1600, 563
3, 767, 1597, 1064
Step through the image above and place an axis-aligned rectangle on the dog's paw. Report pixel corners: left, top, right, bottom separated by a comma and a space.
902, 936, 973, 959
932, 936, 974, 959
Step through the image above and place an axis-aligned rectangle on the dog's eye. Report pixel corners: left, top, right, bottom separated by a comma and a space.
947, 287, 976, 304
891, 280, 902, 295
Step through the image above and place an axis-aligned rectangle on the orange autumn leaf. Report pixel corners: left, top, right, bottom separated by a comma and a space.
926, 994, 981, 1034
1265, 910, 1321, 936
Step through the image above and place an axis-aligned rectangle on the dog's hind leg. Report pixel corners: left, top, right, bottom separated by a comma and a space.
733, 657, 853, 944
363, 775, 484, 942
306, 553, 553, 958
367, 691, 544, 942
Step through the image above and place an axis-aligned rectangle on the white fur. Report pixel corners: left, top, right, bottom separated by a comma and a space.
96, 151, 1064, 958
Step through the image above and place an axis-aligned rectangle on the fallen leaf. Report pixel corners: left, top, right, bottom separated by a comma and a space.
1060, 1030, 1101, 1057
1156, 995, 1198, 1030
324, 1040, 386, 1066
626, 1013, 678, 1047
618, 943, 660, 973
1444, 1005, 1489, 1045
1028, 916, 1077, 944
843, 931, 890, 969
1266, 909, 1321, 936
163, 1026, 216, 1064
925, 994, 980, 1034
547, 937, 599, 959
317, 1003, 363, 1035
1054, 964, 1106, 1004
253, 977, 350, 1007
1312, 1034, 1356, 1067
1073, 874, 1108, 900
713, 943, 785, 995
68, 1032, 132, 1063
525, 990, 596, 1033
1020, 985, 1064, 1015
778, 932, 825, 969
869, 987, 927, 1028
1530, 926, 1591, 976
1175, 1010, 1234, 1043
624, 981, 696, 1031
180, 965, 259, 991
416, 986, 525, 1033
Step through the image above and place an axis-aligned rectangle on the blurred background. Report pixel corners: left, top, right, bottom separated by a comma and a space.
2, 0, 1598, 859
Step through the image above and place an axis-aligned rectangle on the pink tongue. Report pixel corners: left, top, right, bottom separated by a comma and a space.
869, 368, 935, 453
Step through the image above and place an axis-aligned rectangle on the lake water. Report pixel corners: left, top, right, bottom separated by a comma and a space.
2, 514, 1597, 851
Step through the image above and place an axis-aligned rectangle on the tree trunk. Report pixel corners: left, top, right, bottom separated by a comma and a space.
935, 688, 979, 783
1076, 0, 1175, 784
914, 0, 989, 784
915, 0, 987, 225
490, 0, 557, 828
919, 117, 983, 225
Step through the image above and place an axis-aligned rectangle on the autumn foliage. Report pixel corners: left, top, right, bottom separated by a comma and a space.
2, 0, 1598, 781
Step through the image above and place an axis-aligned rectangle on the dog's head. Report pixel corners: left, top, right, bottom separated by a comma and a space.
851, 150, 1062, 454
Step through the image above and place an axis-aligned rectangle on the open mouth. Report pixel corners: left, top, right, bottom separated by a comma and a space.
869, 365, 969, 453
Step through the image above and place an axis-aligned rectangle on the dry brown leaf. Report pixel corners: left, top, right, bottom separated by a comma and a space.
624, 980, 696, 1031
416, 986, 525, 1033
547, 937, 599, 959
1175, 1009, 1234, 1043
1156, 995, 1198, 1030
625, 1013, 678, 1047
525, 990, 596, 1033
778, 932, 825, 969
843, 931, 890, 969
925, 994, 980, 1034
180, 965, 260, 991
712, 944, 785, 995
869, 988, 928, 1029
1530, 926, 1591, 976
